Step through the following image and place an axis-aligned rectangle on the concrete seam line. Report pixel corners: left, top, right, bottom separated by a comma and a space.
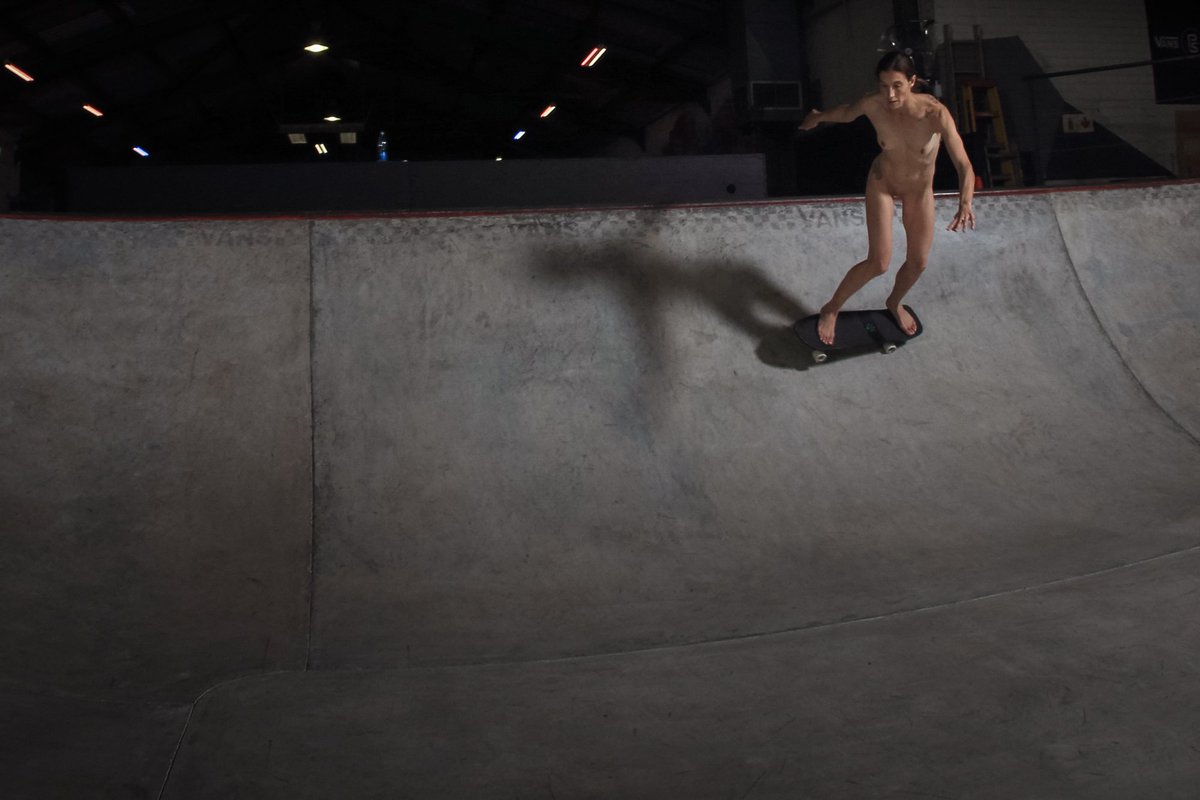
155, 702, 195, 800
154, 668, 304, 800
1050, 191, 1200, 449
157, 543, 1200, 691
306, 219, 317, 673
15, 542, 1199, 710
482, 543, 1200, 668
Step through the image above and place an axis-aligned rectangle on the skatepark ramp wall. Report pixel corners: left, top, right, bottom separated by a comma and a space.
1, 180, 1198, 798
1049, 184, 1200, 440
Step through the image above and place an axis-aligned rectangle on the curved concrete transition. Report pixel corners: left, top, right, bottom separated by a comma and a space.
2, 182, 1198, 798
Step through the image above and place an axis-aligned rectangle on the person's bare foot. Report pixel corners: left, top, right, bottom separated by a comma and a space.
818, 304, 838, 345
887, 303, 918, 336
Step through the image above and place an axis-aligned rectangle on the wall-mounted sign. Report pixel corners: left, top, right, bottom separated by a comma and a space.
1062, 114, 1095, 133
1145, 0, 1200, 103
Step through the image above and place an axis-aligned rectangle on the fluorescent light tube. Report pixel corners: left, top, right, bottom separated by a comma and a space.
4, 63, 34, 82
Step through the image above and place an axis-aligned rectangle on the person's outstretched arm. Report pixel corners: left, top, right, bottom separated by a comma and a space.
798, 95, 870, 130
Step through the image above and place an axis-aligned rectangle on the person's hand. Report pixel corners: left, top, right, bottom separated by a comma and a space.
948, 203, 975, 232
798, 109, 822, 131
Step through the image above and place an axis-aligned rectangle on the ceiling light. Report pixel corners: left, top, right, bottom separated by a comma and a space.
83, 104, 104, 117
305, 42, 329, 53
315, 143, 328, 154
540, 105, 556, 118
339, 132, 357, 144
132, 146, 149, 157
513, 130, 526, 141
288, 133, 308, 145
4, 63, 34, 82
581, 47, 607, 68
324, 115, 341, 122
495, 157, 503, 161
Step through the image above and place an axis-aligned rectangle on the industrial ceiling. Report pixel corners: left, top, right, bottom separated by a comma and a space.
0, 0, 731, 168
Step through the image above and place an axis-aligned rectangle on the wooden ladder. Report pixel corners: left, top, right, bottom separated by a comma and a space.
940, 24, 1023, 188
958, 78, 1021, 188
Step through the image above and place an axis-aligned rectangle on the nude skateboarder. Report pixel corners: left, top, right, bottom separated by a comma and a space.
799, 51, 976, 345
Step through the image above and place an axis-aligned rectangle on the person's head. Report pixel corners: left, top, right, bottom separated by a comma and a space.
875, 50, 918, 107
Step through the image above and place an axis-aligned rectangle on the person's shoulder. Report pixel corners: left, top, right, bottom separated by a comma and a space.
855, 92, 883, 115
919, 94, 946, 116
922, 96, 955, 126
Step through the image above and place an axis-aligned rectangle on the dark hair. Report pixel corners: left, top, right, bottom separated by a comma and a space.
875, 50, 917, 78
876, 50, 928, 89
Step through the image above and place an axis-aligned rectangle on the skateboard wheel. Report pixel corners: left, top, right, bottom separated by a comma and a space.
881, 343, 898, 355
811, 350, 828, 364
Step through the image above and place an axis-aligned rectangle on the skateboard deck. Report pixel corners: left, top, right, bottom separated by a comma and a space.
792, 306, 923, 363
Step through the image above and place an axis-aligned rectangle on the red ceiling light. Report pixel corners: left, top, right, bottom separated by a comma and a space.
4, 63, 35, 82
540, 105, 557, 118
83, 104, 104, 117
580, 47, 607, 68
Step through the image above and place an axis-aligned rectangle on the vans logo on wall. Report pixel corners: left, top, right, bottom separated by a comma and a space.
1154, 36, 1179, 49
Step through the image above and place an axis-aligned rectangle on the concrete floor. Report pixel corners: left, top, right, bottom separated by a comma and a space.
2, 182, 1198, 798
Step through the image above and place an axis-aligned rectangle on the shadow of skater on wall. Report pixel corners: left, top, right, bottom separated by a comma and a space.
530, 239, 818, 406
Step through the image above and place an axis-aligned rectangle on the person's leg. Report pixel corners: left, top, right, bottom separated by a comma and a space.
818, 181, 894, 345
886, 189, 935, 334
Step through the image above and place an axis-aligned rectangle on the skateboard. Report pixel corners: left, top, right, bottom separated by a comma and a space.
792, 306, 923, 364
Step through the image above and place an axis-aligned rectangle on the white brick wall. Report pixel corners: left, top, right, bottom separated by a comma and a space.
939, 0, 1200, 175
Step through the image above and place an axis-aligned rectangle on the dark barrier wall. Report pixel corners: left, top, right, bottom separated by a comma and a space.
66, 154, 767, 214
